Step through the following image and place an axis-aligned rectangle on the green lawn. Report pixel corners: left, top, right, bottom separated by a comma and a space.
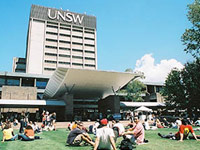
1, 128, 200, 150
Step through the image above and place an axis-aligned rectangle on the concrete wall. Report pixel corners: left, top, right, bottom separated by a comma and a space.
26, 19, 45, 74
1, 86, 37, 100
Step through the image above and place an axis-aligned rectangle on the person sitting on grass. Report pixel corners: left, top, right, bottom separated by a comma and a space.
93, 118, 116, 150
158, 119, 200, 142
2, 123, 18, 143
122, 117, 146, 145
113, 120, 125, 142
18, 125, 40, 141
67, 121, 94, 146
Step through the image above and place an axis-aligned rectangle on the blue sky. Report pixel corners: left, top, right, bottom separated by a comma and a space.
0, 0, 194, 81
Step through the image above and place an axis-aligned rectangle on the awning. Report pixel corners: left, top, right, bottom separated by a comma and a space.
0, 99, 66, 106
135, 106, 153, 112
120, 102, 165, 108
44, 68, 142, 99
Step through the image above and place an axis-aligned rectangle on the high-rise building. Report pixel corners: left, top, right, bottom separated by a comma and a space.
26, 5, 97, 75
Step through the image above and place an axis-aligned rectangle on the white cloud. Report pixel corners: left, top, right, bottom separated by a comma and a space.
134, 54, 184, 83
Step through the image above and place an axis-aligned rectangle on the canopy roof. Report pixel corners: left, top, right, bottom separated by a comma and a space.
0, 99, 65, 107
120, 102, 165, 107
44, 68, 142, 99
135, 106, 153, 112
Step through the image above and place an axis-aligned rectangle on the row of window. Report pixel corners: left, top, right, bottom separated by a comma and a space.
47, 21, 95, 31
46, 31, 95, 40
45, 45, 95, 54
44, 53, 95, 60
44, 63, 96, 68
44, 60, 70, 64
46, 25, 95, 34
46, 39, 95, 47
0, 77, 48, 89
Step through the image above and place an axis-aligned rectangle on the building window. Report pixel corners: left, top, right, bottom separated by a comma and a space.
73, 25, 83, 30
59, 40, 70, 44
156, 86, 163, 93
72, 63, 83, 66
44, 68, 56, 71
59, 47, 70, 51
47, 25, 58, 29
46, 39, 58, 42
16, 62, 26, 65
59, 54, 70, 57
45, 53, 57, 56
84, 37, 95, 40
85, 44, 95, 47
85, 31, 94, 34
36, 79, 48, 89
72, 42, 83, 46
45, 45, 57, 49
85, 57, 95, 60
7, 78, 20, 86
59, 61, 70, 64
33, 19, 45, 23
85, 64, 95, 67
72, 35, 83, 39
72, 29, 83, 33
60, 27, 71, 30
72, 49, 83, 52
59, 33, 70, 37
47, 21, 58, 25
21, 78, 34, 87
85, 28, 95, 31
85, 50, 95, 54
46, 31, 58, 35
45, 60, 57, 64
0, 78, 6, 87
72, 56, 83, 59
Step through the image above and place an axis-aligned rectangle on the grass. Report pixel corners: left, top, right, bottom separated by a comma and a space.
1, 128, 200, 150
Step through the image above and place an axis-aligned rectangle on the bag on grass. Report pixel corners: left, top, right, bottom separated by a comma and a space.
119, 139, 135, 150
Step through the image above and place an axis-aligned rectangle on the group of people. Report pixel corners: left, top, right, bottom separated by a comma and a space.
1, 110, 58, 143
66, 117, 147, 150
41, 110, 57, 131
1, 120, 40, 142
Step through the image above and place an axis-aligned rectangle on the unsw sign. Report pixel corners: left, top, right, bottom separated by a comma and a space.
48, 9, 84, 25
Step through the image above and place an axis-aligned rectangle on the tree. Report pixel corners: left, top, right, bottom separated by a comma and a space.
120, 80, 146, 102
162, 59, 200, 117
161, 69, 186, 111
125, 68, 133, 73
181, 0, 200, 58
181, 58, 200, 116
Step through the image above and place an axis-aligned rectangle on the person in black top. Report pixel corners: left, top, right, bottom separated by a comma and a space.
19, 111, 25, 133
67, 121, 94, 146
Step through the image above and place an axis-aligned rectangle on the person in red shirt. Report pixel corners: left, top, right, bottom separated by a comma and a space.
158, 119, 200, 141
175, 119, 199, 141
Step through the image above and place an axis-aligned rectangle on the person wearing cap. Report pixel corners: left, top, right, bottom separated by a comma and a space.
67, 121, 95, 146
122, 117, 145, 145
93, 118, 116, 150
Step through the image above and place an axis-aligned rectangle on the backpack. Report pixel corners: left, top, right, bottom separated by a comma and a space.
119, 139, 135, 150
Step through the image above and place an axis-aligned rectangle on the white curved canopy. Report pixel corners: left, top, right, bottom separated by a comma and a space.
135, 106, 153, 112
44, 68, 142, 99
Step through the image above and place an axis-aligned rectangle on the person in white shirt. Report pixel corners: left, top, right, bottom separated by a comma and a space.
92, 120, 100, 134
113, 120, 125, 142
94, 119, 116, 150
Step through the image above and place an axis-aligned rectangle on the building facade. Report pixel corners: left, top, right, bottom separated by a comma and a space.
26, 5, 97, 75
12, 57, 26, 73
